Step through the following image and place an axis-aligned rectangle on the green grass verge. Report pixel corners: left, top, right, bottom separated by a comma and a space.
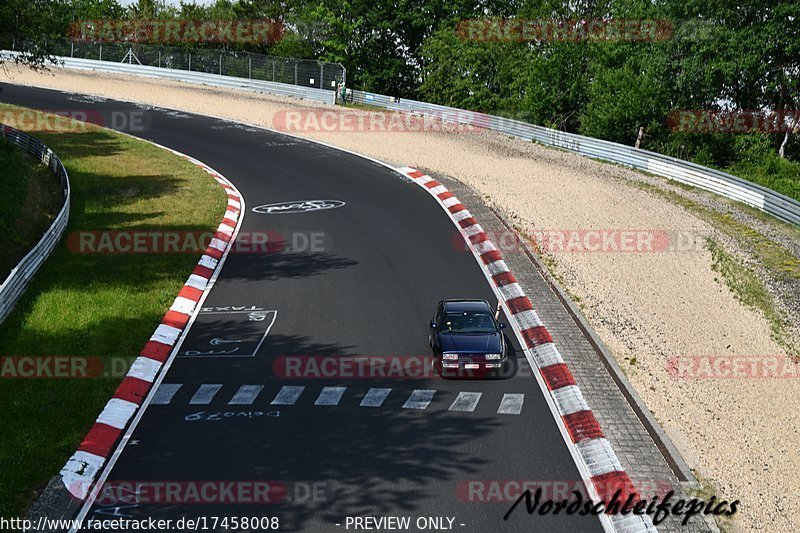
0, 105, 226, 516
0, 139, 63, 279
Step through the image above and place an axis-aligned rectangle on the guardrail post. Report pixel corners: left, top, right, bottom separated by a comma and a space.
158, 51, 161, 68
99, 44, 102, 61
320, 64, 323, 89
248, 56, 252, 79
294, 63, 298, 86
70, 41, 74, 57
272, 60, 275, 82
219, 54, 222, 75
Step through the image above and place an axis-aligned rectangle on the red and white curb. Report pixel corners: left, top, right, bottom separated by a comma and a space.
60, 150, 243, 501
397, 167, 657, 533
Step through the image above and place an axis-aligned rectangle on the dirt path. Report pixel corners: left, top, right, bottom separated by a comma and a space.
4, 66, 798, 532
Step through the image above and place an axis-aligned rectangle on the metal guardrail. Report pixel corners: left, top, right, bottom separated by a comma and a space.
0, 125, 71, 325
349, 90, 800, 226
7, 45, 796, 225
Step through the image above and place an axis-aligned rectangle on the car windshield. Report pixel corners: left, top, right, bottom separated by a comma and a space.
440, 311, 496, 334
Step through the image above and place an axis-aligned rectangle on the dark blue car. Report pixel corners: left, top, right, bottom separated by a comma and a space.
429, 299, 507, 376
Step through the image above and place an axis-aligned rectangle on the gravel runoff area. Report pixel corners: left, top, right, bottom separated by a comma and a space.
5, 66, 799, 532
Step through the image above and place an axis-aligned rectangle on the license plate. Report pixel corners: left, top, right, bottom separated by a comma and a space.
465, 363, 480, 369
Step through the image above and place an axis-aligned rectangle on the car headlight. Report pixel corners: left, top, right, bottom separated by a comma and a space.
484, 353, 501, 360
442, 354, 458, 360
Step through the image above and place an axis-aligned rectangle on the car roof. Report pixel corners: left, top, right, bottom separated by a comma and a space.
443, 299, 491, 313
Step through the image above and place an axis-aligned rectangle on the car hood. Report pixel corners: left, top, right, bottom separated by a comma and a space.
437, 332, 502, 353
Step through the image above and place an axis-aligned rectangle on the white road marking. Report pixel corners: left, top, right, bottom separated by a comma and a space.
360, 388, 391, 407
271, 385, 305, 405
448, 392, 483, 412
189, 384, 222, 405
402, 389, 436, 410
497, 393, 524, 415
151, 384, 182, 405
229, 385, 264, 405
314, 386, 347, 406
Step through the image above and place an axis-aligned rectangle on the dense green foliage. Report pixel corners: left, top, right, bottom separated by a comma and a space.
1, 0, 798, 199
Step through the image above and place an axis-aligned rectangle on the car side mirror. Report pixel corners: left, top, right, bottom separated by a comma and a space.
498, 322, 507, 329
430, 321, 437, 329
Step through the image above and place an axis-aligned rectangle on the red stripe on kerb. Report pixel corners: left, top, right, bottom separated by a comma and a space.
438, 191, 454, 201
468, 232, 490, 245
520, 326, 553, 347
78, 423, 122, 457
505, 296, 533, 314
162, 310, 190, 329
204, 246, 224, 260
458, 217, 478, 229
590, 471, 639, 505
213, 231, 232, 243
563, 410, 605, 443
113, 376, 152, 405
540, 363, 576, 390
227, 193, 238, 200
178, 285, 204, 302
492, 271, 517, 288
480, 250, 503, 265
193, 264, 214, 279
407, 170, 425, 179
140, 340, 172, 362
423, 180, 441, 189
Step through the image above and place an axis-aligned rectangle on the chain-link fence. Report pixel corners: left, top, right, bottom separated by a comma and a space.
15, 40, 346, 91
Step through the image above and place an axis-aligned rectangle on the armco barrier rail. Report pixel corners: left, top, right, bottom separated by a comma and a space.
0, 124, 70, 325
7, 49, 798, 225
350, 90, 800, 226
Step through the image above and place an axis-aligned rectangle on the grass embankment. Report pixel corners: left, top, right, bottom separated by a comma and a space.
0, 105, 227, 517
0, 139, 63, 279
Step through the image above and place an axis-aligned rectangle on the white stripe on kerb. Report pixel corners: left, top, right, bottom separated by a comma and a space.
402, 390, 436, 410
485, 260, 509, 276
186, 274, 209, 291
611, 513, 658, 532
576, 438, 623, 478
552, 385, 589, 417
151, 384, 183, 405
514, 309, 543, 330
229, 385, 264, 405
416, 175, 434, 185
449, 392, 482, 412
150, 324, 182, 346
360, 388, 391, 407
227, 199, 241, 209
61, 451, 106, 499
463, 224, 484, 238
530, 343, 564, 368
209, 238, 227, 251
473, 241, 497, 255
198, 255, 219, 270
223, 209, 239, 221
497, 393, 524, 415
126, 356, 161, 383
216, 223, 234, 236
429, 185, 447, 196
497, 283, 525, 300
190, 384, 223, 405
169, 296, 196, 315
271, 386, 305, 405
452, 209, 473, 222
314, 387, 347, 406
96, 398, 139, 429
442, 197, 460, 208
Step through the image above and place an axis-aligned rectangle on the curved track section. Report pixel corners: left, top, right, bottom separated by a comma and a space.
2, 84, 604, 532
